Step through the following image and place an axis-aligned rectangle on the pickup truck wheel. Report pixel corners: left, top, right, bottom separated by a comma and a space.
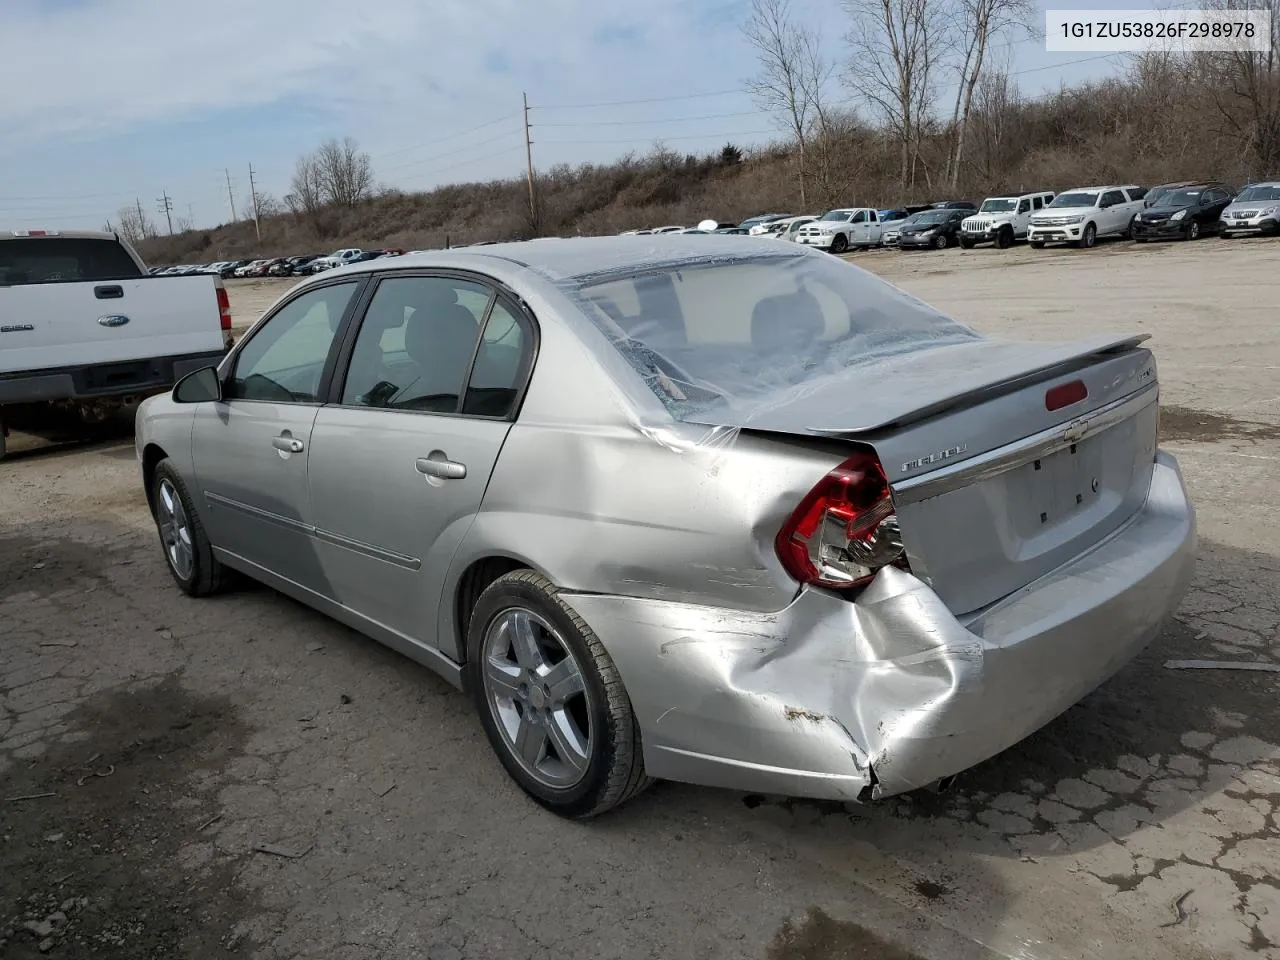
830, 234, 849, 254
151, 460, 230, 597
995, 226, 1014, 249
468, 570, 652, 819
1077, 223, 1097, 249
959, 236, 975, 249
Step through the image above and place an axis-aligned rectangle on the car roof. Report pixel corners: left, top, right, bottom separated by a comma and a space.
1241, 180, 1280, 188
312, 235, 809, 286
1065, 185, 1141, 192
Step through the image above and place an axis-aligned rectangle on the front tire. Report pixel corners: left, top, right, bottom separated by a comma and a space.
151, 460, 229, 597
467, 570, 651, 818
1029, 240, 1045, 249
1186, 221, 1200, 240
995, 226, 1013, 249
933, 233, 949, 249
1077, 223, 1097, 248
959, 236, 975, 249
830, 233, 849, 254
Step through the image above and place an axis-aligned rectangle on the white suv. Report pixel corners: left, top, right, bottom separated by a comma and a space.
960, 192, 1055, 249
794, 208, 883, 253
1027, 186, 1146, 249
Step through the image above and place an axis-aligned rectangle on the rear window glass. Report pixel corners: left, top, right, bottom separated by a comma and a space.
0, 238, 144, 285
571, 254, 977, 421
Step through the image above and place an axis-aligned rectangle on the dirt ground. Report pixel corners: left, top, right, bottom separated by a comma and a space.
3, 237, 1279, 959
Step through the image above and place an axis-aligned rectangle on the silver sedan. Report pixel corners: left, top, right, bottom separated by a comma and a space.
135, 236, 1196, 817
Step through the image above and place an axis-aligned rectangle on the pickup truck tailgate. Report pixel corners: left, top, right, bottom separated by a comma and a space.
0, 276, 224, 376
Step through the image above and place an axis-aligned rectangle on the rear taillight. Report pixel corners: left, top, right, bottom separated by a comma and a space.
216, 286, 232, 331
775, 450, 907, 590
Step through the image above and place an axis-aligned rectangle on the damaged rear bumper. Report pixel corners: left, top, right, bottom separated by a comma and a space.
560, 452, 1195, 801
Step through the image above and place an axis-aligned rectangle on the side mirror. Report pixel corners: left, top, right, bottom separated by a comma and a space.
173, 365, 222, 404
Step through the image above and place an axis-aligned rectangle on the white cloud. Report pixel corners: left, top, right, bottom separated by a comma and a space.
0, 0, 762, 147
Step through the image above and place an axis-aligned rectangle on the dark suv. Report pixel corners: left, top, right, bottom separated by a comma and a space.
1132, 181, 1237, 241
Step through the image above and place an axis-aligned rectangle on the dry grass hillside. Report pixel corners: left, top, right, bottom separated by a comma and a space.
138, 56, 1280, 265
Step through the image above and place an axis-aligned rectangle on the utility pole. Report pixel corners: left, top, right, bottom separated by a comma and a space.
156, 191, 174, 234
523, 91, 538, 235
135, 198, 147, 238
248, 163, 262, 242
225, 168, 238, 221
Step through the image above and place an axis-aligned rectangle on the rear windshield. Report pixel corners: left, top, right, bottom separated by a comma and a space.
0, 238, 144, 285
571, 254, 978, 421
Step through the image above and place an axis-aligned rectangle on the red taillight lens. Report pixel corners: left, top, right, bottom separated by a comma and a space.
1045, 379, 1087, 411
216, 286, 232, 331
775, 450, 907, 590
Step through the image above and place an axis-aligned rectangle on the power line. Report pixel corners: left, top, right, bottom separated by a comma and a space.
394, 146, 527, 187
537, 129, 777, 146
1013, 52, 1128, 76
532, 89, 745, 110
536, 110, 763, 128
370, 112, 520, 161
377, 131, 518, 174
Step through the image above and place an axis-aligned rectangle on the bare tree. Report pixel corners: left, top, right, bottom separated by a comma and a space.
945, 0, 1035, 186
1193, 0, 1280, 176
315, 137, 374, 207
743, 0, 833, 205
116, 204, 155, 244
286, 152, 326, 226
968, 67, 1018, 184
844, 0, 946, 190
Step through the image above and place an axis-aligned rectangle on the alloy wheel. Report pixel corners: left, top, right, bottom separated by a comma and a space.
481, 607, 593, 789
156, 478, 194, 580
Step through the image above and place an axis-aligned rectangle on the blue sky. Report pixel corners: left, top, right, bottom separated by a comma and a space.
0, 0, 1155, 231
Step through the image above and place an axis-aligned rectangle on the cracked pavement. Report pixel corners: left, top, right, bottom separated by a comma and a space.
3, 241, 1279, 959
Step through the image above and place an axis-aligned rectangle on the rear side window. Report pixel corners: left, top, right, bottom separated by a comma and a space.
0, 238, 144, 285
1033, 196, 1044, 209
1128, 186, 1148, 200
1102, 190, 1125, 206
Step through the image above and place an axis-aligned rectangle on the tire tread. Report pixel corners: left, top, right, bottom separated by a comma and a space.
154, 459, 230, 597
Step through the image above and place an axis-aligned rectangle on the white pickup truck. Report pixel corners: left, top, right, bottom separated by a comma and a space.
794, 208, 884, 253
1, 229, 232, 459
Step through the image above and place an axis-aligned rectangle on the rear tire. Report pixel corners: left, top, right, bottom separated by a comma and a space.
151, 460, 230, 597
830, 233, 849, 254
467, 570, 652, 819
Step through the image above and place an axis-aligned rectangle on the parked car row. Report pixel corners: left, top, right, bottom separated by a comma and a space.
150, 247, 408, 280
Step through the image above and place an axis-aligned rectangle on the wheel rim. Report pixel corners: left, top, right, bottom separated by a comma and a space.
935, 234, 947, 248
481, 607, 592, 789
1189, 222, 1199, 239
1085, 226, 1095, 247
157, 479, 194, 580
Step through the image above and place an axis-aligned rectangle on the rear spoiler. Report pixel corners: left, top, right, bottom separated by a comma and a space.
806, 335, 1151, 437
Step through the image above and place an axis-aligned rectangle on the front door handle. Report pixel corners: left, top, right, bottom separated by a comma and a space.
416, 457, 466, 480
272, 435, 304, 453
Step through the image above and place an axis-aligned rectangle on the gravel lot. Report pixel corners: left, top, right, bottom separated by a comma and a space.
2, 239, 1279, 960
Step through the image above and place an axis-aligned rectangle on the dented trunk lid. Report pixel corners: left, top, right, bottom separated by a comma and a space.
685, 334, 1161, 615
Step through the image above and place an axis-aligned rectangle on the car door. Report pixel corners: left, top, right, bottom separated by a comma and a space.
1201, 188, 1231, 228
306, 273, 534, 653
867, 209, 884, 245
190, 278, 363, 592
1099, 190, 1127, 234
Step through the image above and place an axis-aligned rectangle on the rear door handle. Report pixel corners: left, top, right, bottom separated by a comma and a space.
272, 436, 304, 453
416, 457, 466, 480
94, 285, 124, 299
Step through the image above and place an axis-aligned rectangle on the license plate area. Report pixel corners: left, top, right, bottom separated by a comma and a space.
1012, 438, 1104, 529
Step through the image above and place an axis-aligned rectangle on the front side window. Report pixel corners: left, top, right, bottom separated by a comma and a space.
226, 282, 359, 403
1017, 200, 1030, 214
341, 276, 501, 414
